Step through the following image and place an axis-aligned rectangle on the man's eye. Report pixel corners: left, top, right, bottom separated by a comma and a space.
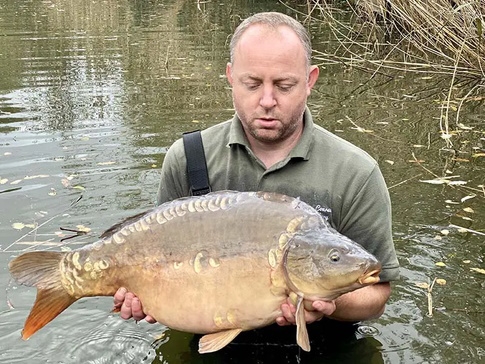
278, 84, 293, 92
244, 83, 259, 90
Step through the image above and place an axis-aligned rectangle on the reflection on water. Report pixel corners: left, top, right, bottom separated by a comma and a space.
0, 0, 484, 363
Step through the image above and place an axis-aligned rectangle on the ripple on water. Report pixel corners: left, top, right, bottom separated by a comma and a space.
0, 299, 167, 364
63, 315, 166, 364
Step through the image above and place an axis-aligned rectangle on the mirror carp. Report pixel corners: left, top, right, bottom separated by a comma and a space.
9, 190, 381, 353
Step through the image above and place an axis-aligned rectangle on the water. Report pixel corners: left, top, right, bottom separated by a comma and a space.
1, 0, 484, 363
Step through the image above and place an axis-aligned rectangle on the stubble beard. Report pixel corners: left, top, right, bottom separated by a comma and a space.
237, 108, 305, 144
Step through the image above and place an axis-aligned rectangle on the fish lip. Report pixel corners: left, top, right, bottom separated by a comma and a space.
358, 268, 381, 285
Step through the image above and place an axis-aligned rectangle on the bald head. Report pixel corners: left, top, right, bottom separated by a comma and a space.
229, 12, 312, 69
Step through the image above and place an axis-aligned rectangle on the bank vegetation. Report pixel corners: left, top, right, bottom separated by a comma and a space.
298, 0, 484, 133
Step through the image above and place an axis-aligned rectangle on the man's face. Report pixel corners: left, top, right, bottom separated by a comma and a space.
226, 24, 319, 145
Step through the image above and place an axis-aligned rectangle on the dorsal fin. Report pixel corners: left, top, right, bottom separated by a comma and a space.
99, 211, 148, 239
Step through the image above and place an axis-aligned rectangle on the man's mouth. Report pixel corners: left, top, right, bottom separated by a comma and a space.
256, 118, 278, 127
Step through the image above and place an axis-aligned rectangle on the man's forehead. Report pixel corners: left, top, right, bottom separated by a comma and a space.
238, 23, 298, 42
233, 24, 306, 63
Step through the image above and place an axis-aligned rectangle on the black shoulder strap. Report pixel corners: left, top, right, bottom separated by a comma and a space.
182, 130, 211, 196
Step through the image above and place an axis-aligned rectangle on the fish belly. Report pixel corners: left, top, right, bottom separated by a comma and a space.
124, 253, 287, 334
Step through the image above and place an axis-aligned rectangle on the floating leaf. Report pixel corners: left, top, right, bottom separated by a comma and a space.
441, 133, 453, 140
415, 282, 429, 289
192, 120, 200, 123
12, 222, 36, 230
97, 161, 116, 166
351, 127, 374, 133
461, 216, 473, 221
76, 225, 91, 233
4, 152, 12, 156
448, 180, 467, 186
10, 179, 22, 185
461, 195, 476, 203
445, 199, 459, 204
435, 262, 446, 267
385, 160, 395, 165
434, 235, 443, 240
151, 164, 157, 168
24, 175, 49, 180
0, 178, 8, 184
463, 207, 474, 213
73, 185, 85, 191
61, 178, 70, 188
470, 267, 485, 275
440, 229, 450, 236
48, 188, 57, 196
420, 179, 446, 185
435, 279, 447, 286
463, 260, 471, 264
448, 181, 468, 186
472, 153, 485, 158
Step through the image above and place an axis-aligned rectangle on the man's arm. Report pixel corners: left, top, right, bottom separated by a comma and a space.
156, 139, 190, 205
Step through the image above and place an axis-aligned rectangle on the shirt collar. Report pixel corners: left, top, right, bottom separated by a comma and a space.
227, 107, 314, 161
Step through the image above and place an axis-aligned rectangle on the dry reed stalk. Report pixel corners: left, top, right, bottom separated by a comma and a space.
311, 0, 485, 79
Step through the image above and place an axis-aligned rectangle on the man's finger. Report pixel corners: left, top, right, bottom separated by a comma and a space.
281, 303, 296, 324
113, 287, 127, 307
275, 316, 290, 326
131, 297, 147, 321
312, 300, 336, 316
119, 292, 134, 319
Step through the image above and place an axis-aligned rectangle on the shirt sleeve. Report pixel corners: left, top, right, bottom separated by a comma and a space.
156, 139, 191, 205
338, 165, 400, 283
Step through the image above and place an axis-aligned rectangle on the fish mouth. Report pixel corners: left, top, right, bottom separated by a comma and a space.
358, 268, 381, 285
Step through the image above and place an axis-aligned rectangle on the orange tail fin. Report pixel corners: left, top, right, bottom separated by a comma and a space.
9, 251, 78, 339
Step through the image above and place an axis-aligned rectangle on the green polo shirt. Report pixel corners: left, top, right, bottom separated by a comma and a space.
157, 109, 400, 282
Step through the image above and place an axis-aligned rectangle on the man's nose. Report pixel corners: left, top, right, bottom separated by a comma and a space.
259, 85, 276, 109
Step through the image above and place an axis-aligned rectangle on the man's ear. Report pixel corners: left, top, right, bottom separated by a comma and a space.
307, 65, 319, 93
226, 63, 233, 85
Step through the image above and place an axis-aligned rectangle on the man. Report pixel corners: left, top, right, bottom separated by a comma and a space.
114, 11, 399, 332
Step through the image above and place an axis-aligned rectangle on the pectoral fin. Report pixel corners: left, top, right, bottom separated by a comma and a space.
295, 295, 310, 352
198, 328, 243, 353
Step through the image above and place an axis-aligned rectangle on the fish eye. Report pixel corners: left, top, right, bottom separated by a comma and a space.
329, 250, 340, 262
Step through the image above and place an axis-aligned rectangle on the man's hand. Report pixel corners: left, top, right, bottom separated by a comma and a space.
276, 298, 336, 326
276, 283, 391, 326
113, 287, 157, 323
